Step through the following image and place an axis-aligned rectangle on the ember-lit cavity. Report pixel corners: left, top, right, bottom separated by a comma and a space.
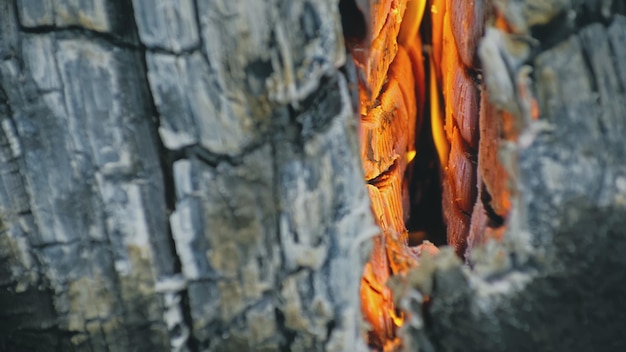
340, 0, 508, 349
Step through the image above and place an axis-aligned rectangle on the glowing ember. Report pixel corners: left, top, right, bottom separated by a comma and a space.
351, 0, 428, 349
347, 0, 511, 348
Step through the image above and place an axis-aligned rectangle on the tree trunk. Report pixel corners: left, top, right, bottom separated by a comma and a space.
0, 1, 373, 351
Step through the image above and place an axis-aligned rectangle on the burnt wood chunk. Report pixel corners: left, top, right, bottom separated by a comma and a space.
0, 1, 374, 351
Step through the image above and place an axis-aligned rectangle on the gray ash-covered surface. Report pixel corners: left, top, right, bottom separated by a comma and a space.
0, 0, 374, 351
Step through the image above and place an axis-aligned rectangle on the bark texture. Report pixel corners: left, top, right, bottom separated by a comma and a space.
394, 2, 626, 351
0, 1, 374, 351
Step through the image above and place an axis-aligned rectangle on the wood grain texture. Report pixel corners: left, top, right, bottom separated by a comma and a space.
448, 0, 486, 68
436, 0, 483, 256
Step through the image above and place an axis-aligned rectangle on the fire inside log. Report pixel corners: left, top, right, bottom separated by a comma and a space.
345, 0, 514, 349
347, 0, 427, 349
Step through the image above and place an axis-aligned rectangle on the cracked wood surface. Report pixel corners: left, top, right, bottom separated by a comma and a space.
0, 1, 374, 351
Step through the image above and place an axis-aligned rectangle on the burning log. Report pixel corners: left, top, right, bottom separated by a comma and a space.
356, 0, 626, 350
349, 0, 432, 348
0, 0, 625, 351
392, 2, 626, 352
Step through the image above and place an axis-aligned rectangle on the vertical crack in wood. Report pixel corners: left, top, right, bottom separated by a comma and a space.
128, 0, 197, 349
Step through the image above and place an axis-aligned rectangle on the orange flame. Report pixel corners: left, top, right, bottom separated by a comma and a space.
429, 57, 450, 167
353, 0, 430, 349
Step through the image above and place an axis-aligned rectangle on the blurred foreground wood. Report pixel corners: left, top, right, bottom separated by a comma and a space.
0, 1, 374, 351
